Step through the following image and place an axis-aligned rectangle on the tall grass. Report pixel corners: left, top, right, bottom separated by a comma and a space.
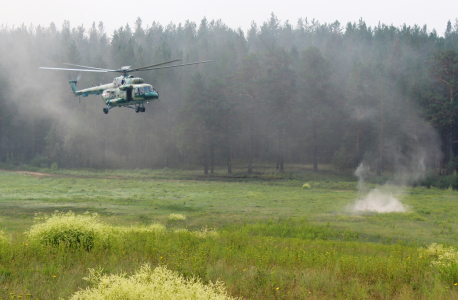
1, 215, 457, 299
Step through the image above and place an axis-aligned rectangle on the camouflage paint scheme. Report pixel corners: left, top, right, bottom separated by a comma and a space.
69, 75, 159, 108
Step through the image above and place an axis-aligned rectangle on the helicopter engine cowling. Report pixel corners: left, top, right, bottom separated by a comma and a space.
119, 84, 133, 91
107, 98, 124, 105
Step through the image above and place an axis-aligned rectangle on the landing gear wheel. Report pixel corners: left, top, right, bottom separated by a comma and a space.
141, 107, 145, 112
103, 108, 109, 114
135, 107, 140, 113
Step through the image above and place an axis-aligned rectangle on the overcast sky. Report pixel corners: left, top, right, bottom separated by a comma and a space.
2, 0, 457, 36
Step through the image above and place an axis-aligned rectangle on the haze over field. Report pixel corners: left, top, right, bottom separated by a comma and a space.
2, 0, 457, 36
0, 11, 457, 181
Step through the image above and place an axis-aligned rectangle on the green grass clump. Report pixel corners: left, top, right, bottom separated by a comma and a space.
168, 213, 187, 221
25, 211, 110, 250
70, 264, 237, 300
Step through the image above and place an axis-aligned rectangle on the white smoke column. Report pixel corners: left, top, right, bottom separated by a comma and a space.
351, 163, 407, 213
352, 188, 406, 213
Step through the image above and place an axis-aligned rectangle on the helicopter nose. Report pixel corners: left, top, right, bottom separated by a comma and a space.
146, 91, 159, 99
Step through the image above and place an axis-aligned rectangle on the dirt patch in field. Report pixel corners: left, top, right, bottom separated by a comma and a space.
1, 169, 127, 180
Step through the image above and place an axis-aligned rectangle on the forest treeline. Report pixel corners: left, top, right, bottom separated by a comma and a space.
0, 15, 457, 174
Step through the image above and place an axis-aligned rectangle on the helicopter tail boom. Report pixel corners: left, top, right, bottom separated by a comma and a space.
69, 81, 79, 94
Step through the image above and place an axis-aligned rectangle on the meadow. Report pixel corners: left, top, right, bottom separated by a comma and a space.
1, 166, 458, 299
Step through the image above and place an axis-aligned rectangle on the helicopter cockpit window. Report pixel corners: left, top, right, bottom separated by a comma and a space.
138, 87, 144, 95
121, 79, 125, 85
144, 87, 149, 93
147, 86, 154, 92
134, 88, 139, 95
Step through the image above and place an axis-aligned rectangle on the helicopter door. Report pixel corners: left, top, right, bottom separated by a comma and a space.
127, 88, 133, 102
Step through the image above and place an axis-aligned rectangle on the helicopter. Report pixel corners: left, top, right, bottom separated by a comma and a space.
40, 59, 210, 114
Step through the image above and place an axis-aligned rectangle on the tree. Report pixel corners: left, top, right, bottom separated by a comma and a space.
299, 46, 332, 172
427, 50, 458, 170
261, 47, 296, 172
231, 53, 261, 173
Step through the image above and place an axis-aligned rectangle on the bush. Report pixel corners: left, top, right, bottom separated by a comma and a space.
302, 183, 311, 189
0, 229, 11, 246
50, 163, 58, 171
25, 212, 167, 250
29, 154, 50, 168
421, 243, 458, 285
168, 213, 187, 221
70, 264, 237, 300
192, 227, 219, 239
25, 211, 110, 250
114, 224, 166, 235
416, 172, 458, 190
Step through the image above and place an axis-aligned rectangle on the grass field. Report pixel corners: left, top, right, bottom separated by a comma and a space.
1, 166, 458, 299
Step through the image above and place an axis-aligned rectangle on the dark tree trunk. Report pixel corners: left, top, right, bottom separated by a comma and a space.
312, 123, 318, 172
0, 118, 3, 162
355, 126, 360, 168
225, 115, 232, 174
450, 125, 454, 170
279, 128, 284, 173
102, 138, 105, 168
248, 122, 253, 174
210, 144, 214, 174
276, 127, 283, 170
377, 82, 383, 176
227, 148, 232, 174
204, 151, 208, 174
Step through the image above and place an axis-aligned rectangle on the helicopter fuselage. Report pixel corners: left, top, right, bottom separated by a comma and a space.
69, 75, 159, 113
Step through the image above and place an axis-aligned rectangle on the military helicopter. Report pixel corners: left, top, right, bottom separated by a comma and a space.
40, 59, 210, 114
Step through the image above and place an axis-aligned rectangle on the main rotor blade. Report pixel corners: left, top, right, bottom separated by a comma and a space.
39, 67, 108, 72
63, 63, 115, 71
136, 60, 211, 72
129, 59, 182, 72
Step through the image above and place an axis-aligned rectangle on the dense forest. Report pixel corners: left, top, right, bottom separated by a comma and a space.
0, 15, 457, 175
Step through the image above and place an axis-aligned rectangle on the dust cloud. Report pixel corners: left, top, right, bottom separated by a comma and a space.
350, 163, 407, 213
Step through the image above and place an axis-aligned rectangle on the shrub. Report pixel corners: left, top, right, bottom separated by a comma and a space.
168, 213, 187, 221
70, 264, 237, 300
192, 227, 219, 239
0, 229, 11, 246
50, 163, 58, 171
25, 211, 110, 250
114, 224, 166, 235
421, 243, 458, 285
302, 183, 311, 189
417, 173, 458, 190
25, 212, 167, 250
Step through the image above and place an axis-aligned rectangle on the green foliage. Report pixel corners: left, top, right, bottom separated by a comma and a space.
418, 173, 458, 190
51, 163, 59, 171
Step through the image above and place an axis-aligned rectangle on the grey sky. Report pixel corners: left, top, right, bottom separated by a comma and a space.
2, 0, 457, 36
